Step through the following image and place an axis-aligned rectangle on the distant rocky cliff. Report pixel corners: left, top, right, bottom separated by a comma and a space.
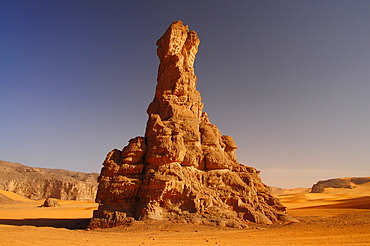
311, 177, 370, 193
0, 160, 98, 200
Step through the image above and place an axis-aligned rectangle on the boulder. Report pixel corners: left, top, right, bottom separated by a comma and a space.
41, 197, 61, 207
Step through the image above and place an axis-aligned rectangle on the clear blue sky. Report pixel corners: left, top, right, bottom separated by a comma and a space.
1, 1, 370, 188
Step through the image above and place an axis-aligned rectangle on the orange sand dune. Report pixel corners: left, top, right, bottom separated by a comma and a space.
323, 182, 370, 196
278, 192, 355, 209
0, 188, 370, 245
270, 187, 310, 196
276, 181, 370, 209
0, 190, 33, 202
302, 196, 370, 209
0, 190, 97, 220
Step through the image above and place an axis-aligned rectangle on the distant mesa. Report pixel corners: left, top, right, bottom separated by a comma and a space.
89, 21, 297, 229
311, 177, 370, 193
0, 160, 99, 201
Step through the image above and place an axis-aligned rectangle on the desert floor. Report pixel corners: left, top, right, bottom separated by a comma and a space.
1, 189, 370, 246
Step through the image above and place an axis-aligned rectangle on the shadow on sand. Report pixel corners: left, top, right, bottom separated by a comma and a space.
0, 218, 90, 229
315, 196, 370, 209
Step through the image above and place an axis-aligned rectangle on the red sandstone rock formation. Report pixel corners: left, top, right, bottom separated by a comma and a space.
89, 21, 297, 229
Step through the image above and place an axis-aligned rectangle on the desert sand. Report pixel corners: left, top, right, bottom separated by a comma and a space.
1, 186, 370, 246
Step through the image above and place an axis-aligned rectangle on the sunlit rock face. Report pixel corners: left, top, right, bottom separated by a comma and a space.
89, 21, 296, 229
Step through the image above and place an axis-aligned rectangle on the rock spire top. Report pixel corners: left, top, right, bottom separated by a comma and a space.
148, 20, 202, 121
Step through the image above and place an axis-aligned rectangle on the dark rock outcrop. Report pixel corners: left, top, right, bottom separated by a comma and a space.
90, 21, 296, 229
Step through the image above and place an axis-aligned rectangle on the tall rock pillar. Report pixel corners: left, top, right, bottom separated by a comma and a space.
89, 21, 297, 229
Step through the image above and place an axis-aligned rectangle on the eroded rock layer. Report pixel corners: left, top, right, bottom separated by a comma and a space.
90, 21, 296, 229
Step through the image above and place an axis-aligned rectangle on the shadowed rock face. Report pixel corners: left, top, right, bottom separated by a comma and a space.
90, 21, 296, 229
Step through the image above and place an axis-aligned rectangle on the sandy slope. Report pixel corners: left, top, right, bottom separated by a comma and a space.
269, 187, 310, 195
323, 182, 370, 196
0, 191, 97, 220
0, 190, 33, 202
278, 182, 370, 209
0, 189, 370, 245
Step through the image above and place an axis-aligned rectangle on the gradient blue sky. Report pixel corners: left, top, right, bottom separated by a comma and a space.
1, 1, 370, 188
